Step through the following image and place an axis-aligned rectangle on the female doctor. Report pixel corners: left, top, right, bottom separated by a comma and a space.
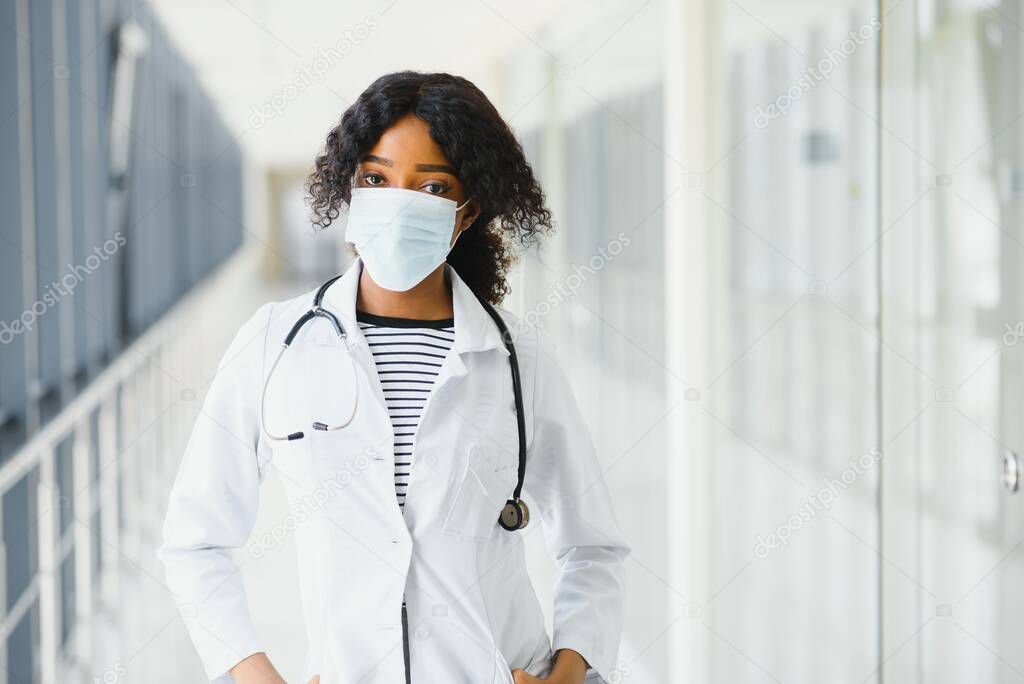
158, 71, 629, 684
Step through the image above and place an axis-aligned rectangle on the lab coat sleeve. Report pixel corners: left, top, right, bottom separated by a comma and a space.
157, 301, 275, 682
524, 327, 631, 683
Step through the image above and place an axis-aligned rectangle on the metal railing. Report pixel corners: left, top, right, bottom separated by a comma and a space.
0, 246, 267, 684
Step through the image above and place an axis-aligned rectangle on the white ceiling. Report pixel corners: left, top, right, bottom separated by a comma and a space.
148, 0, 572, 169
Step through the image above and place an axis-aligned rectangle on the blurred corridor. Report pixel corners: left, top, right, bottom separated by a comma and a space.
2, 0, 1024, 682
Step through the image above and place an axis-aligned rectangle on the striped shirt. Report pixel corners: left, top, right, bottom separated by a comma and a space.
356, 310, 455, 512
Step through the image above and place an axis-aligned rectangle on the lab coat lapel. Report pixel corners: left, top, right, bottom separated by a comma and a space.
431, 264, 508, 391
320, 256, 368, 352
319, 257, 508, 361
319, 257, 389, 409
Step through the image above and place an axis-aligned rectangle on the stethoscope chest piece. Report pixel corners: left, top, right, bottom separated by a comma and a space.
499, 498, 529, 531
475, 293, 529, 535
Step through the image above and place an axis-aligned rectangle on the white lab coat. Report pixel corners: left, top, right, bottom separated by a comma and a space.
158, 257, 630, 683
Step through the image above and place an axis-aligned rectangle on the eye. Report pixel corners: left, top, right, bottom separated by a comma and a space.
362, 172, 386, 186
421, 180, 451, 195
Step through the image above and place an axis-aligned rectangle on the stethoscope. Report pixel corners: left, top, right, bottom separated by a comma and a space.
259, 274, 529, 532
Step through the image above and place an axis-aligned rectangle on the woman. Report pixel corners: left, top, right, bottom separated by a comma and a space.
159, 71, 629, 684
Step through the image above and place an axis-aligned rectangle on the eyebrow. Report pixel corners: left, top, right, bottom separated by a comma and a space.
361, 154, 457, 176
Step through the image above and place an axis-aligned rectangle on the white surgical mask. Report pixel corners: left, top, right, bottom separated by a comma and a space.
344, 187, 471, 292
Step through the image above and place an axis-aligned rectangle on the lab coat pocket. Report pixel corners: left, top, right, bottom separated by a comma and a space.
442, 443, 518, 542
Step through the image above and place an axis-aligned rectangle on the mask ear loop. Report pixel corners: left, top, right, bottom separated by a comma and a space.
449, 197, 473, 250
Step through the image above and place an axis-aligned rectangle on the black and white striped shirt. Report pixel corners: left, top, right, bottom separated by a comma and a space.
356, 310, 455, 512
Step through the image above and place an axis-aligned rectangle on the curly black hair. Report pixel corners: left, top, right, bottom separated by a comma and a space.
305, 71, 554, 304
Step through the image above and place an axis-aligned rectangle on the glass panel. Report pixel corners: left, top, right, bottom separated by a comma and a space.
708, 4, 881, 681
89, 406, 102, 579
6, 598, 40, 684
59, 548, 75, 649
95, 0, 116, 363
91, 510, 102, 585
64, 0, 88, 388
28, 0, 64, 419
91, 405, 101, 581
0, 0, 27, 446
55, 433, 74, 535
518, 80, 671, 679
116, 384, 124, 532
881, 0, 1024, 680
0, 0, 243, 457
3, 470, 39, 612
77, 0, 108, 371
89, 406, 100, 482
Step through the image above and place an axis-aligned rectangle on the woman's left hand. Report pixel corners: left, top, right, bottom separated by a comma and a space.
511, 669, 583, 684
511, 648, 588, 684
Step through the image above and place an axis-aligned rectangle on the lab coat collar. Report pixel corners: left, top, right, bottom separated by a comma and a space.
322, 255, 509, 357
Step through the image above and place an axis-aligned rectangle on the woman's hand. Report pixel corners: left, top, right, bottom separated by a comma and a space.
511, 648, 588, 684
306, 677, 320, 684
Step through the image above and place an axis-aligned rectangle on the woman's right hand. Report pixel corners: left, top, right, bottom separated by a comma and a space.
307, 677, 320, 684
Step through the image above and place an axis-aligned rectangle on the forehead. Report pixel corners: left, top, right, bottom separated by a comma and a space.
363, 114, 451, 168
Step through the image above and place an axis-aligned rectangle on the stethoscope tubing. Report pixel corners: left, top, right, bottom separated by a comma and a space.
259, 272, 529, 529
259, 336, 360, 442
